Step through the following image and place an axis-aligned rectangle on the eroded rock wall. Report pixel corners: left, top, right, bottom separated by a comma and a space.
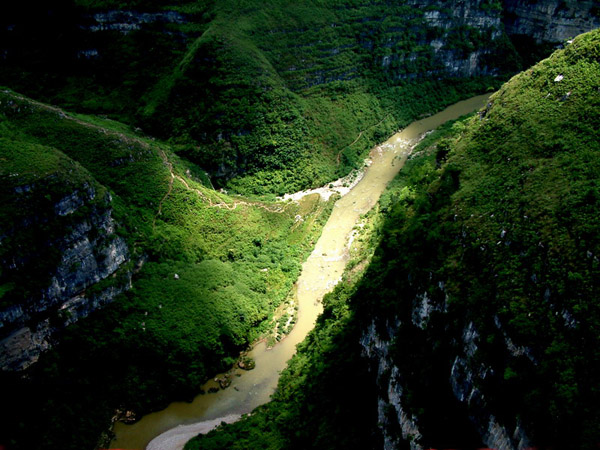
360, 289, 536, 450
0, 186, 131, 371
503, 0, 600, 43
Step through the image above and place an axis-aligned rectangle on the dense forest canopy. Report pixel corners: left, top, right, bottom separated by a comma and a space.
0, 1, 599, 449
190, 28, 600, 450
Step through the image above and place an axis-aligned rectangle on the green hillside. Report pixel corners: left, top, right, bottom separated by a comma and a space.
189, 28, 600, 450
2, 0, 513, 194
357, 29, 600, 448
0, 89, 333, 449
2, 2, 598, 449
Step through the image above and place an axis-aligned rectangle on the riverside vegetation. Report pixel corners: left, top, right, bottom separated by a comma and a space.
0, 2, 514, 448
0, 1, 597, 449
188, 29, 600, 449
0, 89, 334, 449
1, 0, 523, 195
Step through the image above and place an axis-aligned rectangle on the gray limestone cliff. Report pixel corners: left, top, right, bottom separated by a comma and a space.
380, 0, 599, 80
503, 0, 600, 43
390, 0, 505, 78
87, 10, 186, 33
361, 319, 423, 450
0, 183, 131, 371
360, 287, 537, 450
449, 320, 532, 450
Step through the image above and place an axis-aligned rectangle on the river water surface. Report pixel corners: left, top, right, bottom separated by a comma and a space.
110, 94, 490, 450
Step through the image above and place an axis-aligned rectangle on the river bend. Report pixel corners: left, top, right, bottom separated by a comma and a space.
110, 94, 490, 450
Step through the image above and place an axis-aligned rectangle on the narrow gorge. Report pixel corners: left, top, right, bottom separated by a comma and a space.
1, 1, 599, 450
111, 95, 491, 450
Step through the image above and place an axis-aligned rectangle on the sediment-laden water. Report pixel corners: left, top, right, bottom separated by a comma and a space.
110, 94, 490, 450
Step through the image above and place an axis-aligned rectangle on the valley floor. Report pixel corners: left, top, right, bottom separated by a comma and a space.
116, 94, 491, 450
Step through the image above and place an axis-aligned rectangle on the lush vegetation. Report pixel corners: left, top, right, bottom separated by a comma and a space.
0, 0, 512, 446
354, 30, 600, 448
2, 2, 594, 449
0, 0, 521, 195
0, 89, 334, 449
0, 134, 108, 307
186, 114, 481, 450
186, 172, 389, 450
190, 30, 600, 449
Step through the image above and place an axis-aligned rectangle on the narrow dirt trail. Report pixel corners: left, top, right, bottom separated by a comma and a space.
110, 94, 491, 450
153, 149, 293, 225
336, 114, 390, 164
4, 90, 152, 150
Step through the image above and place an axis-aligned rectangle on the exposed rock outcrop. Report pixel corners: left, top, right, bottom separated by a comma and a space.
361, 319, 424, 450
450, 321, 532, 450
0, 185, 131, 371
380, 0, 599, 80
87, 10, 187, 33
503, 0, 600, 43
399, 0, 504, 78
361, 290, 535, 450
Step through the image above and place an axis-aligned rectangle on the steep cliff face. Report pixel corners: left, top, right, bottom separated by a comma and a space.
0, 100, 135, 371
356, 29, 600, 449
449, 320, 532, 450
361, 307, 533, 450
382, 0, 505, 79
387, 0, 600, 80
0, 171, 131, 371
361, 319, 424, 450
87, 9, 187, 33
503, 0, 600, 43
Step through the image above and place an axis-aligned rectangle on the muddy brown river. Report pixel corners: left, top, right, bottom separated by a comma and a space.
109, 94, 490, 450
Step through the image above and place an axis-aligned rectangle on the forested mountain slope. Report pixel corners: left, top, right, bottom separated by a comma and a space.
2, 0, 598, 193
0, 1, 598, 449
190, 28, 600, 450
0, 88, 332, 449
